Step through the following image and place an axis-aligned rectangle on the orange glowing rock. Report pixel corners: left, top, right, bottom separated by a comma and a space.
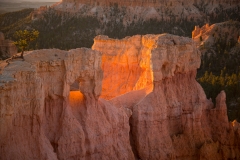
92, 34, 201, 100
69, 91, 84, 107
92, 35, 153, 100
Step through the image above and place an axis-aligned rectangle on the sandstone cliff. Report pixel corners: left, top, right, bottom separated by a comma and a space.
0, 34, 240, 160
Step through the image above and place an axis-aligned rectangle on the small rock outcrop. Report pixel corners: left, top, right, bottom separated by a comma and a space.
192, 21, 240, 48
0, 34, 239, 159
0, 32, 17, 60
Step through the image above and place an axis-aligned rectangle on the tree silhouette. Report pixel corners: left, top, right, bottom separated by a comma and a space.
14, 29, 39, 58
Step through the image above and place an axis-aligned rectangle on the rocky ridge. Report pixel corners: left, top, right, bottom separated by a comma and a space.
2, 0, 239, 52
59, 0, 240, 8
0, 34, 240, 159
52, 0, 240, 23
192, 21, 240, 48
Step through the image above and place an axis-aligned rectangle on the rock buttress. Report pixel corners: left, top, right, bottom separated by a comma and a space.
93, 34, 240, 159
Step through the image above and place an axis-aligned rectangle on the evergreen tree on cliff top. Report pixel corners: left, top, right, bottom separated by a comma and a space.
14, 29, 39, 58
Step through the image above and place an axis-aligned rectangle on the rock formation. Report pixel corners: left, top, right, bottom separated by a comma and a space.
52, 0, 240, 22
0, 32, 17, 60
0, 34, 240, 160
93, 34, 240, 159
92, 35, 153, 100
0, 49, 134, 160
192, 21, 240, 122
192, 21, 240, 48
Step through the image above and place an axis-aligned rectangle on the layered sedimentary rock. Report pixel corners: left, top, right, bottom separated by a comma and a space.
0, 49, 133, 160
0, 32, 17, 60
0, 34, 240, 160
93, 34, 240, 159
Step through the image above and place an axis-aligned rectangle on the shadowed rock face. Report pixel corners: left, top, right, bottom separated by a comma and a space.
0, 34, 240, 160
0, 32, 17, 59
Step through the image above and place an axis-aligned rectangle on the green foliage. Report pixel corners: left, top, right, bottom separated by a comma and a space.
197, 33, 240, 121
198, 71, 240, 121
14, 29, 39, 57
0, 9, 33, 37
30, 14, 100, 50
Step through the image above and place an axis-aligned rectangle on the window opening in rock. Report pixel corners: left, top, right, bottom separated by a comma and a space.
69, 80, 84, 107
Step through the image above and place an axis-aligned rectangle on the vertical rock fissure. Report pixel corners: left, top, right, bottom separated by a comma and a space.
50, 141, 58, 153
129, 115, 140, 159
50, 140, 60, 160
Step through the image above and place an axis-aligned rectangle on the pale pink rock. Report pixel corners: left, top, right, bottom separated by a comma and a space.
94, 34, 240, 159
0, 34, 239, 160
0, 48, 134, 160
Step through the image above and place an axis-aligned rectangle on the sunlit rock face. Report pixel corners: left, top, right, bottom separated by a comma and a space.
0, 34, 240, 160
0, 49, 134, 160
93, 34, 240, 159
92, 34, 200, 100
92, 35, 153, 100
